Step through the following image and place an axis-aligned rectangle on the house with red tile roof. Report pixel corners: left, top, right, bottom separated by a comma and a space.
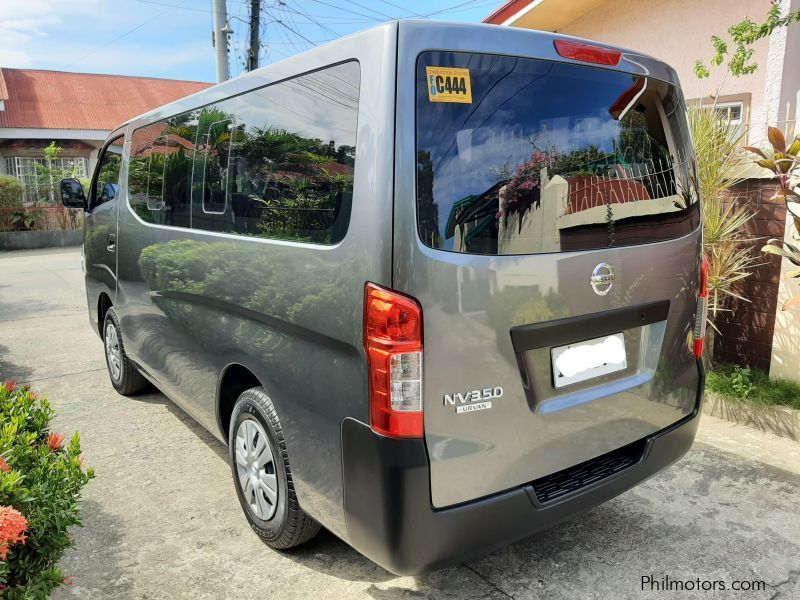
0, 68, 210, 202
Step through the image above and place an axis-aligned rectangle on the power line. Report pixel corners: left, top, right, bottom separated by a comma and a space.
305, 0, 384, 22
341, 0, 396, 20
423, 0, 497, 18
377, 0, 424, 18
274, 2, 343, 39
63, 0, 190, 69
274, 19, 318, 46
133, 0, 209, 13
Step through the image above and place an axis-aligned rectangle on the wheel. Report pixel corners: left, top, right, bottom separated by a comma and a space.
103, 307, 148, 395
229, 387, 320, 549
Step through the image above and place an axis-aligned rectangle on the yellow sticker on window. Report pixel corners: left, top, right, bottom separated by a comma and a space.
426, 67, 472, 104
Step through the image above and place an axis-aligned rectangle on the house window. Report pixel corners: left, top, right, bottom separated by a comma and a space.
716, 102, 744, 129
717, 102, 743, 125
5, 156, 88, 204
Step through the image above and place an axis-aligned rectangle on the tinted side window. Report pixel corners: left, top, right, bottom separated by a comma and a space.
91, 136, 124, 210
126, 61, 359, 244
190, 110, 234, 233
129, 121, 194, 227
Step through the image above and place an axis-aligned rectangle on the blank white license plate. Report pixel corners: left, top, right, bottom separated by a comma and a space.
551, 333, 627, 388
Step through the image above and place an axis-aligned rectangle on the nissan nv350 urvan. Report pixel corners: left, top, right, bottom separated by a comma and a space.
61, 20, 706, 574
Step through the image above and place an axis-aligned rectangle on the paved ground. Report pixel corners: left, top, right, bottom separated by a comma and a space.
1, 246, 798, 600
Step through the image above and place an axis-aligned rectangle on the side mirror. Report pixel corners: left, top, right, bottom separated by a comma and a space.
60, 178, 87, 210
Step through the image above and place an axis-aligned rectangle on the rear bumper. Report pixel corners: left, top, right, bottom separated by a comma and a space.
341, 360, 704, 575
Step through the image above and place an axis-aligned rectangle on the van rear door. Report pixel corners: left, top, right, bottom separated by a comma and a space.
394, 47, 702, 508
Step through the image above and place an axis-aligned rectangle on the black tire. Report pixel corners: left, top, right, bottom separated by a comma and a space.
229, 387, 320, 549
103, 307, 149, 395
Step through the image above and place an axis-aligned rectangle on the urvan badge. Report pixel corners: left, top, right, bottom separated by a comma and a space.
444, 386, 503, 413
426, 67, 473, 104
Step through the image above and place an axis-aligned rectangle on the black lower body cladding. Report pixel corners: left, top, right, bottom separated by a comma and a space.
341, 361, 705, 575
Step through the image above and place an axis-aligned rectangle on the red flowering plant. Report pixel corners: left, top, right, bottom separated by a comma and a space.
503, 149, 559, 224
0, 379, 93, 597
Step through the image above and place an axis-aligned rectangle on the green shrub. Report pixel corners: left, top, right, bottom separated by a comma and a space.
0, 380, 94, 598
0, 176, 23, 209
706, 364, 800, 410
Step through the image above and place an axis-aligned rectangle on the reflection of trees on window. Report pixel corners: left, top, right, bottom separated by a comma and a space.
192, 109, 234, 218
417, 151, 441, 248
129, 128, 194, 226
94, 146, 122, 207
126, 61, 359, 244
226, 127, 354, 242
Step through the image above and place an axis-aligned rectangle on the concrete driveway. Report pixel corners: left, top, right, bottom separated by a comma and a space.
1, 247, 798, 600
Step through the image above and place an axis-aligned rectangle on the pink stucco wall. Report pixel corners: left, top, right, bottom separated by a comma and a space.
557, 0, 772, 126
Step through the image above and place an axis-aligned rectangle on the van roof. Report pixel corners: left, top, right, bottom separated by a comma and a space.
117, 20, 680, 134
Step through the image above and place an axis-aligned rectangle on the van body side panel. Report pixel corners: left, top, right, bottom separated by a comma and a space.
112, 24, 398, 541
394, 22, 702, 508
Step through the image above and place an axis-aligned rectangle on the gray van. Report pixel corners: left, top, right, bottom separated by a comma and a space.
61, 21, 706, 574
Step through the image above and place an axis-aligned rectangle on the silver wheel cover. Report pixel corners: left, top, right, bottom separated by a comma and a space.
235, 418, 279, 521
105, 322, 122, 382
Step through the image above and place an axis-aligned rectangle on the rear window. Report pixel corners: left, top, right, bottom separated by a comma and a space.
415, 51, 699, 255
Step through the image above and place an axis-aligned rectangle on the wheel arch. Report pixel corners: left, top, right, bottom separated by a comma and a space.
97, 292, 113, 336
217, 362, 263, 443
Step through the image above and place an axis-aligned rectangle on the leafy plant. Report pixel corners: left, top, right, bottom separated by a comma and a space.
0, 176, 23, 209
729, 365, 757, 398
762, 238, 800, 311
0, 177, 24, 232
695, 2, 800, 81
689, 107, 758, 327
745, 126, 800, 310
9, 211, 36, 232
0, 380, 94, 597
744, 127, 800, 203
22, 142, 88, 206
707, 364, 800, 410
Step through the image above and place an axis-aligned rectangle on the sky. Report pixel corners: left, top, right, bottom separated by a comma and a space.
0, 0, 503, 82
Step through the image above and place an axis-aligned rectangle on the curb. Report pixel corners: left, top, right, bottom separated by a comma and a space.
0, 230, 83, 251
702, 392, 799, 441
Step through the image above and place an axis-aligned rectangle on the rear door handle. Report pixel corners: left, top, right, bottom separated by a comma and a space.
107, 233, 116, 252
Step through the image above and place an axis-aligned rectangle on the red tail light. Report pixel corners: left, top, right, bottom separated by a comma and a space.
693, 258, 709, 358
554, 39, 622, 66
364, 283, 423, 438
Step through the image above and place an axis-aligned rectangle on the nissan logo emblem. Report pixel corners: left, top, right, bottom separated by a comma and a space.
590, 263, 615, 296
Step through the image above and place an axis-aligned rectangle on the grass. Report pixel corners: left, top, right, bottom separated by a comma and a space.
706, 364, 800, 410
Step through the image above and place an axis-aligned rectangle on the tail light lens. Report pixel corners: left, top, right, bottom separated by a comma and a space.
554, 39, 622, 66
693, 257, 709, 357
364, 283, 423, 438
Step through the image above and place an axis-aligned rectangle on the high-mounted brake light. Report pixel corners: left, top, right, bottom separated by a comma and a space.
364, 283, 423, 438
693, 258, 709, 358
553, 39, 622, 66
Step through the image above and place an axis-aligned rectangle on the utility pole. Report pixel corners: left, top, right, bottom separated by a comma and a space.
211, 0, 230, 82
247, 0, 261, 72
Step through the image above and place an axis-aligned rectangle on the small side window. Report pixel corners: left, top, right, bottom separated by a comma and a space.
90, 136, 124, 211
129, 122, 193, 227
191, 111, 233, 232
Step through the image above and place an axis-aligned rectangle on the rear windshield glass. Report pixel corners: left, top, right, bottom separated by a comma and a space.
415, 51, 699, 255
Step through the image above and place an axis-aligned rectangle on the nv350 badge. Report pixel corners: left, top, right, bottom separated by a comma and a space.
443, 386, 504, 414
